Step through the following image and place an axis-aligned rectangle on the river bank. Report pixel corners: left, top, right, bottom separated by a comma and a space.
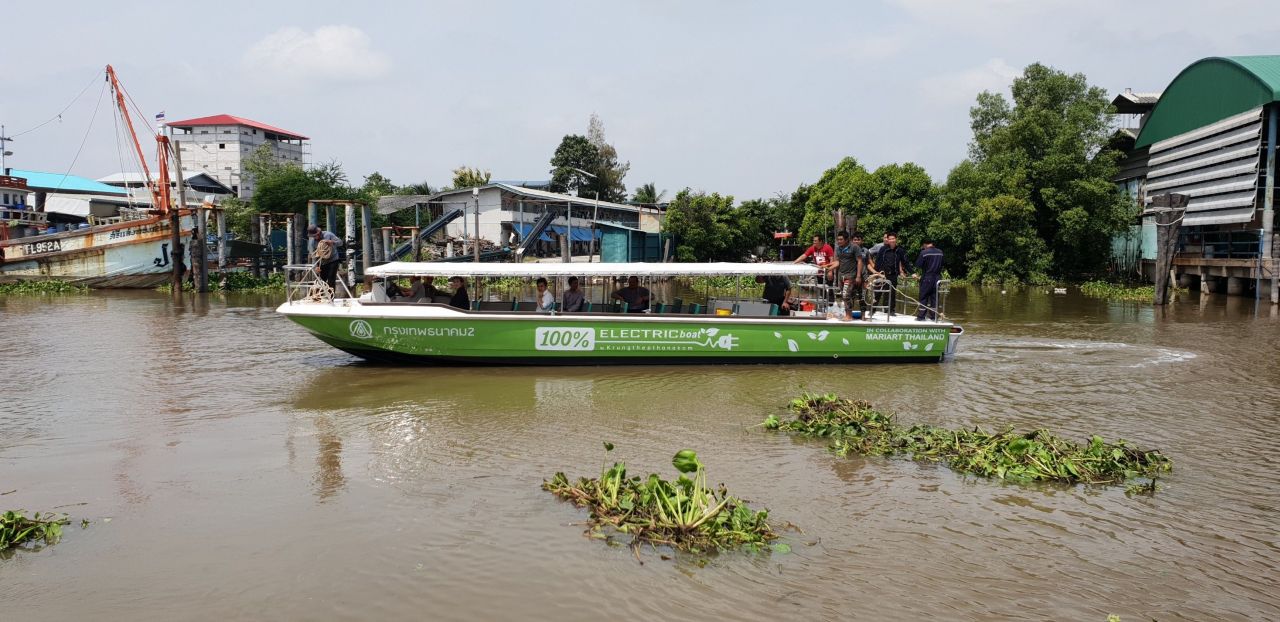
1, 287, 1277, 620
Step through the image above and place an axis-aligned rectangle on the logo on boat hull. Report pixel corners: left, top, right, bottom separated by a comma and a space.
349, 319, 373, 339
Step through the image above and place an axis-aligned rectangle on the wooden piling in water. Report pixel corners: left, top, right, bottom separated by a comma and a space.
1150, 193, 1187, 305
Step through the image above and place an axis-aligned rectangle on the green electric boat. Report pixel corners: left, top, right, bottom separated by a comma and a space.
276, 262, 962, 365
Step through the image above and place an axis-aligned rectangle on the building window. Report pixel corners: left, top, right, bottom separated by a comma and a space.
2, 193, 8, 204
219, 143, 226, 149
200, 130, 208, 134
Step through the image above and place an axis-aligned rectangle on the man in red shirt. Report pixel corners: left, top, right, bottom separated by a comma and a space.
794, 234, 834, 267
794, 234, 835, 301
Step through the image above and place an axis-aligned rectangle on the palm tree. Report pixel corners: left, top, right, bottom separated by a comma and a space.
632, 182, 666, 205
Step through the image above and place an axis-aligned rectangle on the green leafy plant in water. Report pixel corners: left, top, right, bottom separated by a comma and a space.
1, 510, 69, 550
543, 447, 780, 555
0, 280, 88, 295
767, 394, 1171, 490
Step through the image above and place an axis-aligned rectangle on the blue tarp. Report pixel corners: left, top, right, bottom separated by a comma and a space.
512, 222, 552, 241
515, 223, 599, 242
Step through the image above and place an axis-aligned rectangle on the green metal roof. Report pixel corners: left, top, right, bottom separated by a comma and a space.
1134, 55, 1280, 149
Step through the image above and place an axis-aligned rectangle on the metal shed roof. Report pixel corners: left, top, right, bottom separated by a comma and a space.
1135, 56, 1280, 148
166, 114, 309, 140
6, 169, 128, 196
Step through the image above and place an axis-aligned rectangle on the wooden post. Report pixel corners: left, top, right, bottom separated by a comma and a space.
293, 213, 307, 272
285, 216, 295, 266
325, 204, 337, 235
306, 201, 318, 256
360, 204, 373, 274
344, 203, 357, 285
1263, 105, 1277, 304
249, 216, 262, 278
1151, 193, 1188, 305
411, 226, 421, 261
215, 206, 227, 276
381, 227, 393, 262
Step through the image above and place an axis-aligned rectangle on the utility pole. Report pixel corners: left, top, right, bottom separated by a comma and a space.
473, 187, 481, 263
0, 125, 13, 170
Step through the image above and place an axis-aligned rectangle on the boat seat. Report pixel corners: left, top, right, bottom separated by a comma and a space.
477, 301, 515, 311
430, 295, 453, 305
687, 303, 703, 314
514, 301, 537, 312
736, 301, 776, 317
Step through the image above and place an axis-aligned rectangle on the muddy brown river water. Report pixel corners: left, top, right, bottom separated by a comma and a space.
1, 287, 1278, 620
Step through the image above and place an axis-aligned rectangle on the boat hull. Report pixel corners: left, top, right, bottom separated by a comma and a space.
280, 302, 959, 365
0, 215, 194, 288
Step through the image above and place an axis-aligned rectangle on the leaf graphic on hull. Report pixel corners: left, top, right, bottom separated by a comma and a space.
806, 332, 817, 340
925, 343, 934, 352
773, 331, 782, 338
786, 339, 799, 352
817, 330, 829, 341
842, 338, 849, 346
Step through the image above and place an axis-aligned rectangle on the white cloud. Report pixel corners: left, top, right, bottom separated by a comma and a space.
242, 25, 390, 86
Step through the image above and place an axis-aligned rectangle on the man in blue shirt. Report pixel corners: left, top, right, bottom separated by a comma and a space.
914, 240, 944, 321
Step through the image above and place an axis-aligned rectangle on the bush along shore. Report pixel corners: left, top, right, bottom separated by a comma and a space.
157, 271, 287, 293
0, 280, 88, 295
543, 445, 783, 556
764, 394, 1171, 494
1078, 280, 1188, 302
1, 510, 69, 551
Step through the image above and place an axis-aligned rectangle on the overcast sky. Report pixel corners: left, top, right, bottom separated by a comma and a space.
4, 0, 1278, 201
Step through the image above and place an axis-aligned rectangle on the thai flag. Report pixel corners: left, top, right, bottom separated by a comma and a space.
155, 111, 166, 123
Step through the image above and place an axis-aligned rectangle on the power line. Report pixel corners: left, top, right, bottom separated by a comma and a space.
10, 70, 101, 138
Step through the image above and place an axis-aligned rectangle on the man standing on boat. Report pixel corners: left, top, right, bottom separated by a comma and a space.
756, 274, 792, 312
612, 276, 651, 313
870, 232, 909, 317
562, 276, 585, 312
308, 225, 344, 289
831, 231, 864, 320
914, 240, 944, 321
794, 234, 835, 302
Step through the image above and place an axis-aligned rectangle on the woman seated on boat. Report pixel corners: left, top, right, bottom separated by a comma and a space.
612, 276, 651, 313
535, 278, 555, 313
448, 276, 470, 310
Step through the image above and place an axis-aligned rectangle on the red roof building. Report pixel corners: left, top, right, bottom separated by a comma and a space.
167, 113, 310, 199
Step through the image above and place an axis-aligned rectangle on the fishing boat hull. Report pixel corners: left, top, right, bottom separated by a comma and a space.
279, 301, 962, 365
0, 214, 195, 288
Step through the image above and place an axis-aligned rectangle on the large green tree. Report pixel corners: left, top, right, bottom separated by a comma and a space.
946, 62, 1133, 278
549, 115, 629, 202
661, 189, 746, 262
799, 157, 937, 254
631, 182, 666, 205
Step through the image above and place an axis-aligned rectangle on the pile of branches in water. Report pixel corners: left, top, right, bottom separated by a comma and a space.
765, 394, 1171, 490
543, 446, 781, 554
0, 280, 88, 295
1, 510, 69, 551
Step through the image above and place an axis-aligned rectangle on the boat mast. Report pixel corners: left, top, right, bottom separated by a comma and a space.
105, 64, 169, 214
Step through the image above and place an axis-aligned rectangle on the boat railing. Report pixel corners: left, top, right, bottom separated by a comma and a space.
283, 263, 354, 304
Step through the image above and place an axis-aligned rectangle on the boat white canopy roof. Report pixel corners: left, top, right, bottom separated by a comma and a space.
367, 261, 820, 278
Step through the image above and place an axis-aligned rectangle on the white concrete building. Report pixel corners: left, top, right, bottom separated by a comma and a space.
166, 114, 309, 199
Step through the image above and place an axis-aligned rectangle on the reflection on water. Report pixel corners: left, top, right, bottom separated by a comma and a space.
0, 288, 1278, 620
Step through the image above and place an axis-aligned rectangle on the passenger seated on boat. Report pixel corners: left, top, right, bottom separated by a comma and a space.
535, 278, 555, 313
562, 276, 585, 312
408, 276, 440, 302
611, 276, 651, 313
382, 278, 405, 300
447, 277, 470, 310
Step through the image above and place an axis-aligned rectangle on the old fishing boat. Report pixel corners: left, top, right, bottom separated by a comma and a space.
277, 262, 963, 365
0, 66, 193, 288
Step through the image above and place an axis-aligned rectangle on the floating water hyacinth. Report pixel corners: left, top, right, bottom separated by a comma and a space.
764, 394, 1171, 490
1, 510, 69, 551
543, 447, 781, 555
